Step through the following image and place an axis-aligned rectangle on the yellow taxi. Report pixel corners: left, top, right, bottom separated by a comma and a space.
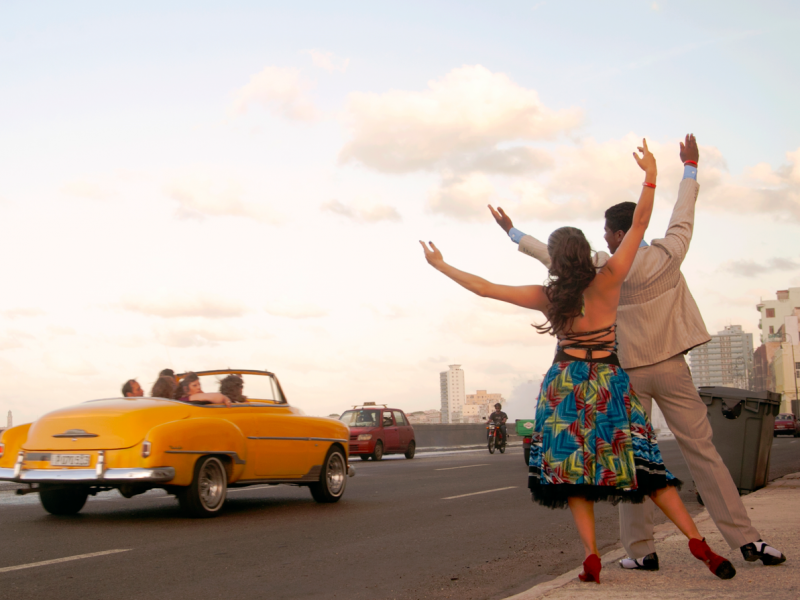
0, 369, 353, 517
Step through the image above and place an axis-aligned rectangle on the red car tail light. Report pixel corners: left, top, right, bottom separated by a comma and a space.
0, 443, 4, 459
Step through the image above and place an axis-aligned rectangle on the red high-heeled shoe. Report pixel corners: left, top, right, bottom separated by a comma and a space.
578, 554, 601, 583
689, 538, 736, 580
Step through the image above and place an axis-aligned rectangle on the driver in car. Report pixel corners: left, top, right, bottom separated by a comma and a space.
486, 403, 508, 442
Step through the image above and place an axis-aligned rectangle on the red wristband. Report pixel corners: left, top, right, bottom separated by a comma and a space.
684, 160, 698, 167
643, 182, 656, 189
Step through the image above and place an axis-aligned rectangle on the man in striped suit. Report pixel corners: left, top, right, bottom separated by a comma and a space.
490, 134, 785, 569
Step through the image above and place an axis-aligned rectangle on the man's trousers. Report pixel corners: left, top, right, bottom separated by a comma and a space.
621, 353, 760, 556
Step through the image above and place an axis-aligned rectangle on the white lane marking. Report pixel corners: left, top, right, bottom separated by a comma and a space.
0, 549, 131, 574
442, 486, 517, 500
227, 485, 274, 494
435, 464, 489, 471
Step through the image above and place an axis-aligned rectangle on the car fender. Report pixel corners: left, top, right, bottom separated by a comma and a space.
144, 418, 247, 486
0, 424, 32, 468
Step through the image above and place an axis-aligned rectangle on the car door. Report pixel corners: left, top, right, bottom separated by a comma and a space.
252, 409, 312, 478
392, 410, 412, 450
382, 411, 400, 452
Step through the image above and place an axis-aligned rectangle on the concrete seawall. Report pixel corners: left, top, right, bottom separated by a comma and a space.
412, 423, 519, 449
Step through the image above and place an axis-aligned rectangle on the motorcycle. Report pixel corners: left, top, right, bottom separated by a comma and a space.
486, 422, 506, 454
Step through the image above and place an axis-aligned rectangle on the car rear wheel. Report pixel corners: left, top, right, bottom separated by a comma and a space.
359, 454, 370, 461
39, 484, 89, 516
309, 446, 347, 503
178, 456, 228, 518
404, 441, 416, 459
371, 441, 384, 461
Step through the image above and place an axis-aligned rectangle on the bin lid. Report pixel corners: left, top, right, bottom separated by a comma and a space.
697, 386, 781, 408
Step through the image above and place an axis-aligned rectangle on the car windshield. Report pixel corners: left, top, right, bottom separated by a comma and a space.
340, 410, 381, 427
194, 373, 285, 404
777, 415, 794, 421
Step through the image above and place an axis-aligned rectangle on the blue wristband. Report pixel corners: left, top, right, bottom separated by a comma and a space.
683, 164, 697, 180
509, 227, 526, 244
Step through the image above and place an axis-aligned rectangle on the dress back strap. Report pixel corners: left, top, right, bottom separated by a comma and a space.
557, 323, 618, 362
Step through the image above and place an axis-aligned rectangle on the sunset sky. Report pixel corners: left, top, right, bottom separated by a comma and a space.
2, 1, 800, 423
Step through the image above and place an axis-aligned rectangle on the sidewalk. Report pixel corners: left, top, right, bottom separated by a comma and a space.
506, 473, 800, 600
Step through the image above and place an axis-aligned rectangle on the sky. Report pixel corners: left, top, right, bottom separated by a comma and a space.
1, 1, 800, 424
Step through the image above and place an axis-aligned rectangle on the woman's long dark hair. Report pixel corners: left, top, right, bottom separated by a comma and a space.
533, 226, 596, 336
150, 375, 177, 399
175, 372, 199, 399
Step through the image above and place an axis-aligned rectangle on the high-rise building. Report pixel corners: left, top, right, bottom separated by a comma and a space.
688, 325, 754, 389
756, 288, 800, 344
462, 390, 504, 423
440, 365, 465, 424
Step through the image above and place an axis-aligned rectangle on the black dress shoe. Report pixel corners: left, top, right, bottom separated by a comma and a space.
619, 552, 659, 571
740, 540, 786, 565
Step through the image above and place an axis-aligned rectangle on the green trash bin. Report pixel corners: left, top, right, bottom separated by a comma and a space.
516, 419, 536, 465
698, 386, 781, 494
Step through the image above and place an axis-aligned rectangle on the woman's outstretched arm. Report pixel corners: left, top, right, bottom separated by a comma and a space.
599, 139, 657, 284
420, 241, 549, 311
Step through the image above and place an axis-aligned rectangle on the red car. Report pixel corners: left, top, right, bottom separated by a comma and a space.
340, 404, 416, 461
774, 413, 799, 437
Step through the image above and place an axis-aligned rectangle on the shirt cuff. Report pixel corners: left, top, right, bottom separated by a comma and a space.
683, 164, 698, 180
509, 227, 526, 244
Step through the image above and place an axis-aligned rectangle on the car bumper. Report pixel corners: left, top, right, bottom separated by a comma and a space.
0, 466, 176, 484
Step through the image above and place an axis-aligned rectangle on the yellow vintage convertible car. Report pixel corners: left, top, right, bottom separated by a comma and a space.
0, 369, 353, 517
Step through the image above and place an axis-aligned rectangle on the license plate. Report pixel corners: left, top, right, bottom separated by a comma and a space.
50, 454, 91, 467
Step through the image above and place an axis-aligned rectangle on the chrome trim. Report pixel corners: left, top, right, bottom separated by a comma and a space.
52, 429, 99, 438
96, 450, 106, 478
0, 466, 175, 484
247, 436, 348, 443
13, 451, 23, 478
164, 450, 246, 465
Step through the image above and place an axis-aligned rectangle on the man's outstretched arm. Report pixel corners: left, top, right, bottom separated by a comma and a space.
489, 205, 608, 269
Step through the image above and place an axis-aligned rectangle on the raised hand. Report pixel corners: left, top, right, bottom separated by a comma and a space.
488, 204, 514, 233
633, 138, 657, 175
679, 133, 699, 164
419, 240, 444, 268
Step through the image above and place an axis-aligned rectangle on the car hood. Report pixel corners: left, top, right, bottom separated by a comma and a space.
23, 398, 191, 451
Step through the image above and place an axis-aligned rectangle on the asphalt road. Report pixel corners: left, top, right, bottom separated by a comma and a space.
1, 437, 799, 600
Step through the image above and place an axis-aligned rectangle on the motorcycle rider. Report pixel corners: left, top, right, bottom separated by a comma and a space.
486, 403, 508, 444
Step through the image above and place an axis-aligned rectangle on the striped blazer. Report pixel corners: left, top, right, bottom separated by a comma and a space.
518, 178, 709, 370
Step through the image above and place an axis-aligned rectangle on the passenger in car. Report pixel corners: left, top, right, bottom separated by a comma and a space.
175, 372, 232, 407
122, 379, 143, 398
150, 375, 177, 399
219, 374, 248, 403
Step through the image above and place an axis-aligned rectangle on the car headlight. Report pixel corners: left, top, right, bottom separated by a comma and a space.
357, 434, 372, 441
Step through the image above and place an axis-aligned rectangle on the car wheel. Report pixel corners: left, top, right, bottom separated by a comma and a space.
488, 437, 496, 454
795, 430, 800, 438
359, 455, 370, 461
404, 441, 416, 459
178, 456, 228, 518
371, 441, 384, 461
39, 485, 89, 516
309, 446, 347, 503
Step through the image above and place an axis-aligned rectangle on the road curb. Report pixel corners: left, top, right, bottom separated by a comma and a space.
503, 508, 715, 599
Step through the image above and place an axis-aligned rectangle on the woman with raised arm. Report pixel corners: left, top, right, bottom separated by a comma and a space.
420, 140, 735, 584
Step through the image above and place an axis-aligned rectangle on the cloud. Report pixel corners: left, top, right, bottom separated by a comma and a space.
0, 335, 24, 351
447, 146, 554, 175
153, 322, 248, 348
120, 294, 248, 319
339, 65, 582, 173
723, 257, 800, 278
427, 173, 497, 221
60, 180, 111, 201
165, 171, 280, 223
320, 199, 401, 223
43, 352, 98, 376
47, 325, 77, 336
2, 308, 45, 319
264, 303, 328, 319
305, 49, 349, 73
443, 309, 556, 347
228, 66, 319, 121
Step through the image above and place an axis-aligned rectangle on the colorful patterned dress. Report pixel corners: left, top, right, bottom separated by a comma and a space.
528, 325, 681, 508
